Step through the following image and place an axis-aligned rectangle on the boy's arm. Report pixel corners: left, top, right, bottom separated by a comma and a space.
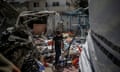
61, 38, 64, 50
52, 38, 55, 51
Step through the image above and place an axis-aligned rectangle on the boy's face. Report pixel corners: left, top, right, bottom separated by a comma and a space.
57, 33, 61, 37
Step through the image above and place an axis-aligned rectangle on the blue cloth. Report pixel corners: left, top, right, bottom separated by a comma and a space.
37, 61, 45, 72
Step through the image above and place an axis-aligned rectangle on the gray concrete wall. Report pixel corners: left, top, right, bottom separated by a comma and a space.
88, 0, 120, 72
89, 0, 120, 46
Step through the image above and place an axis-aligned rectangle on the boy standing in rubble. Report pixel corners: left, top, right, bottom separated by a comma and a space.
53, 31, 63, 67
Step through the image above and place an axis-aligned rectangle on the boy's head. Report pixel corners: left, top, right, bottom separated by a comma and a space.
56, 31, 61, 35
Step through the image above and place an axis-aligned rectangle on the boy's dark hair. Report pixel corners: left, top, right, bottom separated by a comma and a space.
56, 31, 61, 35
